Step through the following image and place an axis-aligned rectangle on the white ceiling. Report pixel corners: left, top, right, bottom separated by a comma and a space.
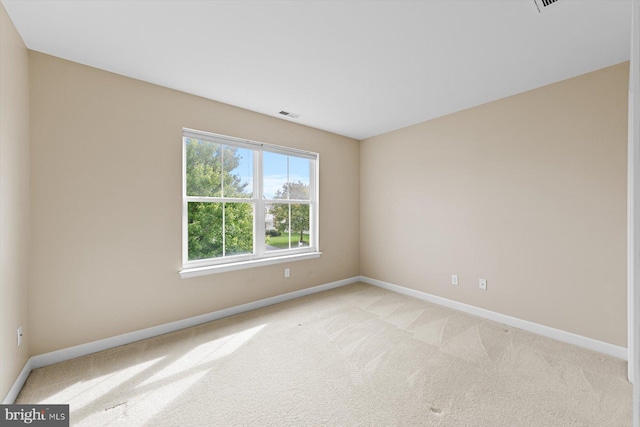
2, 0, 632, 140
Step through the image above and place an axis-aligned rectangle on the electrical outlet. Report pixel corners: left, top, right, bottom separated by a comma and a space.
17, 326, 23, 347
451, 275, 459, 285
284, 268, 290, 278
479, 279, 487, 290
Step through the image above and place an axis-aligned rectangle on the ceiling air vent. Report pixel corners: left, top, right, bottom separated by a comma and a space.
533, 0, 559, 13
278, 110, 300, 119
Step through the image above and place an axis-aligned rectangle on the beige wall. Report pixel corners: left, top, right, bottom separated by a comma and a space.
361, 62, 629, 347
0, 3, 31, 399
28, 52, 360, 355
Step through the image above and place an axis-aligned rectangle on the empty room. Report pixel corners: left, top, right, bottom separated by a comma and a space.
1, 0, 639, 425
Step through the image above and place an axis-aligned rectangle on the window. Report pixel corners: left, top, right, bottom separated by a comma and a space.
180, 129, 320, 278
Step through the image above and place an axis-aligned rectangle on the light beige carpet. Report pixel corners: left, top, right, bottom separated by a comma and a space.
16, 283, 632, 426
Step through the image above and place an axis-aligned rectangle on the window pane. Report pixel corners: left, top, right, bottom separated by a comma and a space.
224, 202, 253, 256
289, 203, 310, 248
263, 151, 288, 199
264, 152, 311, 201
265, 203, 309, 250
188, 202, 223, 260
289, 156, 311, 195
188, 202, 254, 260
223, 145, 253, 198
186, 138, 222, 197
265, 204, 288, 251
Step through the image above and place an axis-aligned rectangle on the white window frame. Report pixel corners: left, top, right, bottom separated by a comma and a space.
180, 128, 320, 278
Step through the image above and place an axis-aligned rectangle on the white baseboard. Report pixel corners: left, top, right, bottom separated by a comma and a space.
359, 276, 628, 361
2, 358, 33, 404
2, 276, 359, 404
5, 275, 627, 404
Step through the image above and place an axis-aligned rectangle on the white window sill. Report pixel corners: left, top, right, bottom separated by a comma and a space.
180, 251, 322, 279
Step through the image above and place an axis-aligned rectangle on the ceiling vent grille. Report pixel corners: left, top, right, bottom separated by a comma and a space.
278, 110, 300, 119
533, 0, 559, 12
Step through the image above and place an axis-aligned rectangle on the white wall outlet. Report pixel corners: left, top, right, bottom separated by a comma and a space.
479, 279, 487, 290
17, 326, 23, 346
451, 275, 459, 285
284, 268, 290, 278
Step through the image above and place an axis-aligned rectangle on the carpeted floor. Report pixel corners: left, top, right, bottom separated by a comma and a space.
16, 283, 632, 426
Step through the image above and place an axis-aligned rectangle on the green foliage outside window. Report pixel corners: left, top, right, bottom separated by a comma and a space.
269, 181, 310, 246
186, 139, 253, 260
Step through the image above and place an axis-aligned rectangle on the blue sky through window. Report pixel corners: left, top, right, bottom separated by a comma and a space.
235, 150, 310, 199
